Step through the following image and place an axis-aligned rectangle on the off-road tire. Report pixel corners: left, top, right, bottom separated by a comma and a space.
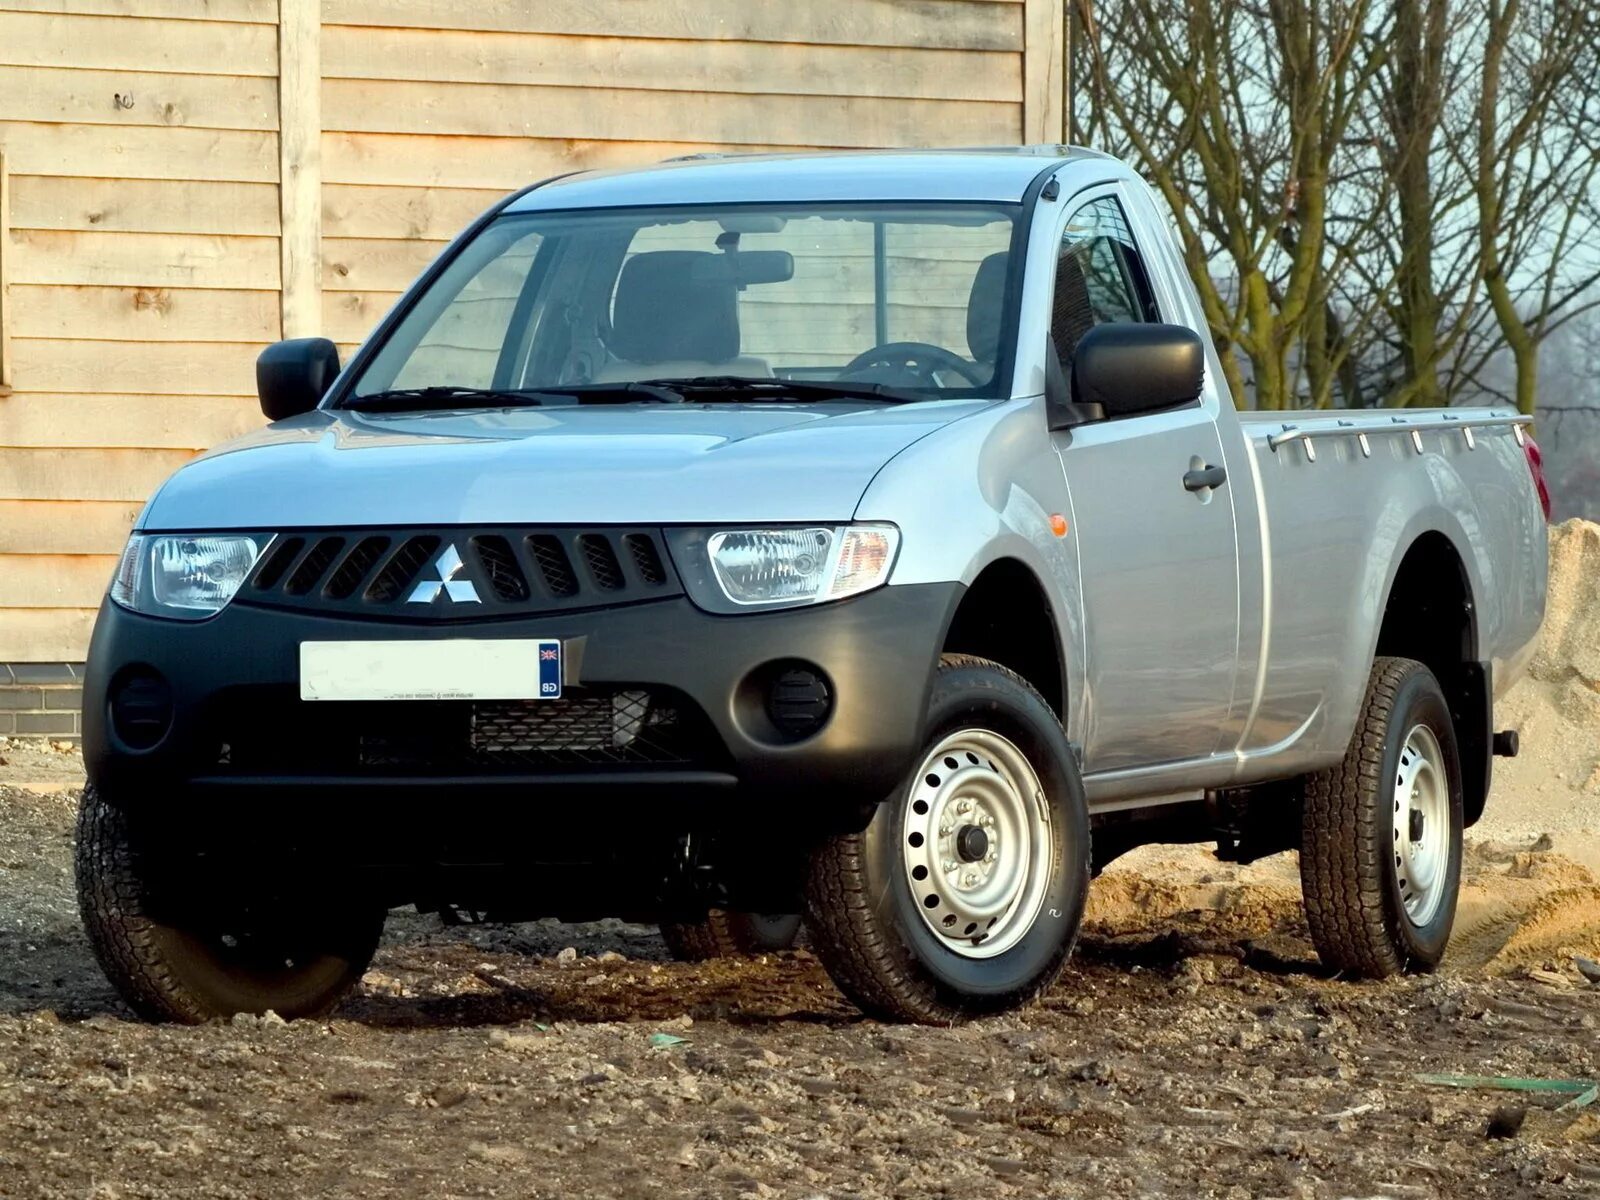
659, 911, 803, 961
1301, 656, 1464, 978
803, 654, 1090, 1024
75, 786, 385, 1023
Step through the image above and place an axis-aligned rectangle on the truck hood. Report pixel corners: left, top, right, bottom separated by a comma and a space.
143, 400, 989, 529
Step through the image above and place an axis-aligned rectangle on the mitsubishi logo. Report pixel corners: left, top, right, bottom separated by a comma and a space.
407, 544, 481, 604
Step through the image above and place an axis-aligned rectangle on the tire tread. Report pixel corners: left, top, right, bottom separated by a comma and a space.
803, 653, 1087, 1024
1300, 656, 1449, 978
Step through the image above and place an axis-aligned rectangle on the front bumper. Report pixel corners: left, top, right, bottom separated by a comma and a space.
83, 583, 961, 827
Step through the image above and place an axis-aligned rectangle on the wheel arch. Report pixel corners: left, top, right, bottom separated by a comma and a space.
1369, 528, 1492, 825
939, 556, 1067, 720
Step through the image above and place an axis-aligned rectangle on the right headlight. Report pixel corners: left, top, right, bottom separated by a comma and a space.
667, 524, 900, 613
109, 533, 271, 620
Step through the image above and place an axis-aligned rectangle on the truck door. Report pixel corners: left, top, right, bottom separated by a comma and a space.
1049, 191, 1242, 773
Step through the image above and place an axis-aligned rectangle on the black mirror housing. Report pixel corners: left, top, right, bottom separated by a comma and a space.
257, 337, 341, 422
1071, 323, 1204, 419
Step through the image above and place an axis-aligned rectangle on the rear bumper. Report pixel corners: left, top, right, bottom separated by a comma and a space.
82, 582, 961, 832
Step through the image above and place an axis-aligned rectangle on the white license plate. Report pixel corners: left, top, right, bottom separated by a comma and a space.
299, 639, 563, 702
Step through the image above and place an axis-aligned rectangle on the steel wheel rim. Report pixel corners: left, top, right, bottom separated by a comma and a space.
900, 728, 1052, 959
1394, 723, 1450, 926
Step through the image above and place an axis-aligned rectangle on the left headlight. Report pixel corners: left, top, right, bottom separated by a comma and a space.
110, 533, 270, 620
667, 524, 900, 612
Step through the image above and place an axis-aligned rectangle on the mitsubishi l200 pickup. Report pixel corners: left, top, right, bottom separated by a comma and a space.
76, 147, 1548, 1024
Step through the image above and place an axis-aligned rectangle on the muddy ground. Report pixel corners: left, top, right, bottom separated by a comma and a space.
2, 745, 1598, 1199
3, 523, 1599, 1197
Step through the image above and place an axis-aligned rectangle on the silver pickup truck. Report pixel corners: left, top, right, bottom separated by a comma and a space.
76, 147, 1548, 1025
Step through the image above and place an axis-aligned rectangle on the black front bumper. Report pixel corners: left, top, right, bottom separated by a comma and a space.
83, 583, 961, 831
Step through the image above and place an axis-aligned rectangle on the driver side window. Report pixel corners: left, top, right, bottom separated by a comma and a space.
1052, 196, 1160, 364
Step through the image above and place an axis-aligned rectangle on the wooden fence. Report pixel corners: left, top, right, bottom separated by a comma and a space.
0, 0, 1065, 662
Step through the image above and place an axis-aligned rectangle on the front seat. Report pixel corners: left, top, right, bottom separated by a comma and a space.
966, 250, 1009, 370
593, 250, 772, 382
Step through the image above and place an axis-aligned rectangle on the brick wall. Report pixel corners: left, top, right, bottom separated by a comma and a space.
0, 663, 83, 740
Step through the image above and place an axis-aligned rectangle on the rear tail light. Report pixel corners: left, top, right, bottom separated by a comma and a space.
1523, 434, 1552, 522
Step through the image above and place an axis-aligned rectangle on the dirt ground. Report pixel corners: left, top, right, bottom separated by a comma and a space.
1, 523, 1598, 1199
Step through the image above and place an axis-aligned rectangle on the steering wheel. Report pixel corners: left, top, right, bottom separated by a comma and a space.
840, 341, 988, 387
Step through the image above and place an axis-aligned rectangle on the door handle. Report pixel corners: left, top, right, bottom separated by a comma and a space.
1183, 464, 1227, 492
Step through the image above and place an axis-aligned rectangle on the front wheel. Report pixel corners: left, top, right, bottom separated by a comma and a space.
803, 655, 1090, 1023
76, 787, 385, 1023
1300, 656, 1464, 977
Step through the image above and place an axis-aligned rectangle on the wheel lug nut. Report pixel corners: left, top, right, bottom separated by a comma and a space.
957, 800, 972, 814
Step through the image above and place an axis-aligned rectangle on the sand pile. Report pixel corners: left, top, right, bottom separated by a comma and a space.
1486, 518, 1600, 840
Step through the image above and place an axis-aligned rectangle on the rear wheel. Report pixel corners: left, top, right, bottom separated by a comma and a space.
76, 786, 385, 1023
1300, 656, 1464, 977
803, 655, 1089, 1023
659, 910, 802, 961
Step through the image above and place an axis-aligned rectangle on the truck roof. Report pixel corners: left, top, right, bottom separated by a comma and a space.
503, 146, 1119, 213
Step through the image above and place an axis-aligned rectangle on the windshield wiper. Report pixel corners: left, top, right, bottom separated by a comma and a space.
633, 376, 927, 404
342, 383, 686, 412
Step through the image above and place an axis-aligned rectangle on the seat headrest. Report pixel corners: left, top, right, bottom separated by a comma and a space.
1052, 249, 1096, 359
966, 252, 1010, 364
610, 251, 740, 364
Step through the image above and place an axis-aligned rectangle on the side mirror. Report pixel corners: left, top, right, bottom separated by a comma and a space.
1071, 323, 1204, 419
257, 338, 340, 421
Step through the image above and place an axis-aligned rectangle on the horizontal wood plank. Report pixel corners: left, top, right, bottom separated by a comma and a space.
321, 0, 1024, 51
10, 286, 279, 343
0, 65, 278, 132
0, 121, 278, 182
322, 237, 442, 293
323, 184, 506, 240
0, 605, 97, 662
0, 12, 276, 76
8, 176, 279, 235
0, 1, 272, 22
0, 446, 198, 500
322, 77, 1015, 148
10, 230, 279, 289
0, 392, 262, 447
323, 26, 1019, 103
0, 553, 117, 607
321, 133, 815, 189
7, 339, 266, 395
0, 499, 143, 553
322, 290, 400, 343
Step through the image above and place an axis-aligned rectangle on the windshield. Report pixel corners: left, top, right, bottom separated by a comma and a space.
346, 202, 1020, 404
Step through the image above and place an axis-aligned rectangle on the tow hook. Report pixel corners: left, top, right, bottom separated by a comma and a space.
1492, 730, 1520, 758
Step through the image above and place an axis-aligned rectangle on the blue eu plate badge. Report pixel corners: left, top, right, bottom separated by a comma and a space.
537, 640, 563, 698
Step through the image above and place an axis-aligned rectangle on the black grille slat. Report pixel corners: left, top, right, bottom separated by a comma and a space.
365, 535, 440, 603
252, 536, 304, 591
623, 533, 667, 586
528, 535, 579, 598
578, 534, 624, 590
324, 536, 391, 600
237, 527, 679, 616
284, 537, 345, 596
471, 535, 530, 602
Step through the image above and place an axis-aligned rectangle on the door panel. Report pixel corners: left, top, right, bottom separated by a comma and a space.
1058, 412, 1240, 771
1046, 189, 1241, 773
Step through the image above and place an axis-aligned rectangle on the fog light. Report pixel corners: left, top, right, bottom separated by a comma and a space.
766, 667, 832, 738
110, 669, 173, 750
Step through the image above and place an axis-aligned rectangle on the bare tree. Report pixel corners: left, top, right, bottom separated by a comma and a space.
1074, 0, 1383, 410
1464, 0, 1600, 413
1074, 0, 1600, 416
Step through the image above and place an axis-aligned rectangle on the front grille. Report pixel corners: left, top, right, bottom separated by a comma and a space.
240, 528, 680, 618
211, 686, 720, 773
